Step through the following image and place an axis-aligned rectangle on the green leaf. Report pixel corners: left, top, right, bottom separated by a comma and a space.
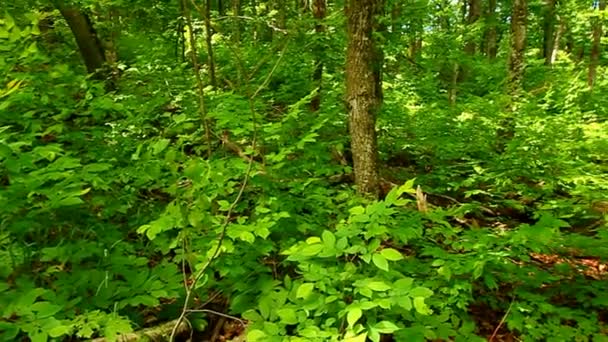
409, 286, 433, 298
374, 321, 400, 334
300, 244, 323, 256
151, 139, 170, 155
366, 281, 391, 292
56, 197, 84, 207
247, 329, 267, 341
393, 278, 413, 290
413, 297, 432, 315
372, 253, 389, 271
349, 206, 365, 215
380, 248, 403, 261
346, 307, 362, 327
322, 230, 336, 248
48, 325, 71, 338
296, 283, 314, 299
344, 333, 368, 342
29, 331, 47, 342
397, 296, 412, 310
277, 308, 298, 324
31, 302, 62, 318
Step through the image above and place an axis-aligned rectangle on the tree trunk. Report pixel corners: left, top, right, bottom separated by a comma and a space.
55, 2, 106, 77
485, 0, 498, 59
345, 0, 383, 197
588, 0, 606, 89
542, 0, 556, 65
508, 0, 527, 93
218, 0, 225, 16
550, 19, 563, 64
464, 0, 481, 55
310, 0, 326, 111
233, 0, 242, 42
204, 0, 217, 87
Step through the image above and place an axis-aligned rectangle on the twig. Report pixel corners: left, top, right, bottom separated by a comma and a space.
187, 309, 246, 325
489, 299, 515, 342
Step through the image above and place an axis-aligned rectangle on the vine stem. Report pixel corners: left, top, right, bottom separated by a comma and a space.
169, 26, 289, 342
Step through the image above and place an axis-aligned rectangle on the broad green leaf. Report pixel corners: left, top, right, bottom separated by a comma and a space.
343, 332, 367, 342
247, 329, 267, 341
372, 253, 389, 271
31, 302, 62, 318
366, 281, 391, 292
151, 139, 170, 155
48, 325, 71, 338
413, 297, 432, 315
346, 307, 362, 327
409, 287, 433, 298
393, 278, 413, 290
296, 283, 314, 299
397, 296, 412, 310
300, 244, 323, 256
322, 230, 336, 248
374, 321, 400, 333
380, 248, 403, 261
277, 308, 298, 324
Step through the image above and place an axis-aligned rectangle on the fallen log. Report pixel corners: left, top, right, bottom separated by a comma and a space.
89, 319, 190, 342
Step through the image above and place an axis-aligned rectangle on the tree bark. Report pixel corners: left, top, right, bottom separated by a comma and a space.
233, 0, 242, 42
542, 0, 556, 65
485, 0, 498, 59
588, 0, 606, 89
345, 0, 383, 197
218, 0, 225, 16
550, 19, 564, 64
464, 0, 481, 55
508, 0, 527, 93
55, 2, 106, 77
204, 0, 217, 87
310, 0, 326, 111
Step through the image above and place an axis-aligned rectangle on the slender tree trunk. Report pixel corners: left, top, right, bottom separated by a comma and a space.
182, 0, 213, 157
550, 19, 563, 64
542, 0, 556, 65
508, 0, 527, 93
345, 0, 383, 197
448, 61, 459, 106
485, 0, 498, 59
310, 0, 326, 111
55, 2, 106, 77
464, 0, 481, 55
204, 0, 217, 87
588, 0, 606, 89
218, 0, 225, 16
233, 0, 242, 42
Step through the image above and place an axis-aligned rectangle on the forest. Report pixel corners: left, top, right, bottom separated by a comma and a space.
1, 0, 608, 340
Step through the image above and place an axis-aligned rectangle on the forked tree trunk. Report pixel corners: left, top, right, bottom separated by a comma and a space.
508, 0, 527, 93
345, 0, 384, 197
310, 0, 326, 111
588, 0, 606, 89
55, 2, 106, 77
542, 0, 556, 65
